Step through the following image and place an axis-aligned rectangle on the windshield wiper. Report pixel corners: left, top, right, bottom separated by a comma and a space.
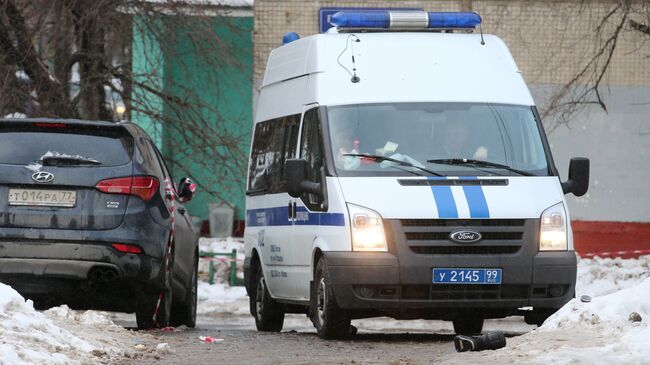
42, 156, 101, 166
426, 158, 533, 176
343, 153, 443, 177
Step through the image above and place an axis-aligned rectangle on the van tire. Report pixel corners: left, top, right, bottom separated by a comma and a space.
525, 308, 558, 327
311, 258, 351, 339
252, 266, 284, 332
453, 316, 484, 335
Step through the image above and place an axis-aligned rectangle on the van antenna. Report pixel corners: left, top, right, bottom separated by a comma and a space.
336, 34, 361, 83
475, 6, 485, 45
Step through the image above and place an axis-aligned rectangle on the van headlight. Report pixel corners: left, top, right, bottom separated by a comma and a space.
539, 202, 568, 251
347, 204, 388, 252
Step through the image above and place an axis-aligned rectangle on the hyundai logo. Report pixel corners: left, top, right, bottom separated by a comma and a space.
32, 171, 54, 183
449, 230, 482, 243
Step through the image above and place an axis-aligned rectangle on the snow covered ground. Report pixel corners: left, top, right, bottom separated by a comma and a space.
0, 283, 161, 365
450, 255, 650, 364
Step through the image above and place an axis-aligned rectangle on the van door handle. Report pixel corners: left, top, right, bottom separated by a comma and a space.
287, 202, 293, 220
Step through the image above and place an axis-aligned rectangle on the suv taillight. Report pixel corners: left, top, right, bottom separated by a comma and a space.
95, 176, 159, 202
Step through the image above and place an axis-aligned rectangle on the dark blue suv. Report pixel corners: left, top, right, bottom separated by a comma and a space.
0, 118, 199, 329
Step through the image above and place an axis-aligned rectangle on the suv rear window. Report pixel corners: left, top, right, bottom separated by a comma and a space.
0, 124, 133, 167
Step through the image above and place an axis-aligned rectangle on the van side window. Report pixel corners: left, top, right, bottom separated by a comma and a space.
299, 108, 324, 205
248, 114, 300, 194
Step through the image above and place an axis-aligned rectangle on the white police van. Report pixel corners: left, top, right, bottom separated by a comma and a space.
244, 10, 590, 339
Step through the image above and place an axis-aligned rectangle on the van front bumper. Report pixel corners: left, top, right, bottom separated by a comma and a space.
323, 250, 576, 320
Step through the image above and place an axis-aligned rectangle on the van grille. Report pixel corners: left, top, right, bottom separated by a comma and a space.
401, 219, 525, 227
409, 246, 520, 255
405, 232, 523, 241
399, 219, 529, 255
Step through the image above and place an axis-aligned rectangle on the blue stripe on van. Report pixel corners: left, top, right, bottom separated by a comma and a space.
428, 177, 459, 219
246, 206, 345, 227
462, 177, 490, 218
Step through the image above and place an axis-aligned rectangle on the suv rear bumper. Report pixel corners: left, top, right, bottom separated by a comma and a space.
323, 250, 576, 320
0, 241, 164, 310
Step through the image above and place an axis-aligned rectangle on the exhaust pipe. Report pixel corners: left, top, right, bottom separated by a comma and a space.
87, 266, 120, 283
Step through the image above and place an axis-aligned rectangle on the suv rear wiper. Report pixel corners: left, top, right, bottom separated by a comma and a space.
42, 155, 101, 166
426, 158, 533, 176
343, 153, 443, 177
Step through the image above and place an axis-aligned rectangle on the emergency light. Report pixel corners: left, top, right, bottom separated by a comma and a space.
329, 10, 481, 30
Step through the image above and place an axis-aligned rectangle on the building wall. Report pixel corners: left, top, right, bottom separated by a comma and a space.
131, 16, 166, 150
132, 12, 254, 223
253, 0, 650, 254
164, 15, 254, 222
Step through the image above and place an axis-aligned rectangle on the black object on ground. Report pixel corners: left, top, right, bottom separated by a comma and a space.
454, 331, 506, 352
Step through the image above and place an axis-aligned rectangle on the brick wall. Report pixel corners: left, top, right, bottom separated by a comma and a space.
253, 0, 650, 89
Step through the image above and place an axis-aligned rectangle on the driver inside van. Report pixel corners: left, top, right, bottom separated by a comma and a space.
333, 128, 361, 170
440, 122, 488, 160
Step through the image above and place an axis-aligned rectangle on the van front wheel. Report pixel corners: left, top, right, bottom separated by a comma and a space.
252, 267, 284, 332
311, 258, 351, 339
453, 316, 484, 335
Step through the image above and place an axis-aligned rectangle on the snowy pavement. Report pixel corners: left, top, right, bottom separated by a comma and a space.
1, 241, 649, 364
0, 283, 163, 365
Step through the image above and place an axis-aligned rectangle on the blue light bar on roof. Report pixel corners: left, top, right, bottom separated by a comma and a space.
329, 11, 481, 29
428, 12, 482, 28
330, 10, 390, 28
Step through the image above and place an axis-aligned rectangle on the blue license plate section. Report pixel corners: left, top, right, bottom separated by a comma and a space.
432, 268, 502, 284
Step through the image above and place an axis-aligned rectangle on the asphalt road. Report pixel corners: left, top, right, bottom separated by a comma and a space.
113, 313, 535, 364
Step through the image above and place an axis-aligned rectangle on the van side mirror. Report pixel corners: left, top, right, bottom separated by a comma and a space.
177, 177, 197, 201
285, 159, 322, 199
561, 158, 589, 197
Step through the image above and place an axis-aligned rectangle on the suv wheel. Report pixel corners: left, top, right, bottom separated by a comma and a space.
171, 255, 198, 328
136, 258, 173, 329
252, 265, 284, 332
311, 258, 351, 339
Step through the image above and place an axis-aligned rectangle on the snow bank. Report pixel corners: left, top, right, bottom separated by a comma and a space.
536, 256, 650, 363
197, 281, 248, 316
450, 255, 650, 364
0, 283, 94, 364
196, 237, 249, 316
575, 255, 650, 297
537, 275, 650, 363
0, 283, 140, 365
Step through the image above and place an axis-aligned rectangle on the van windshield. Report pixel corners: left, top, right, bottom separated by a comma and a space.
327, 103, 550, 177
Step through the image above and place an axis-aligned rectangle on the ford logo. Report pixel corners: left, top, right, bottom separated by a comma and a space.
449, 230, 482, 243
32, 171, 54, 183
